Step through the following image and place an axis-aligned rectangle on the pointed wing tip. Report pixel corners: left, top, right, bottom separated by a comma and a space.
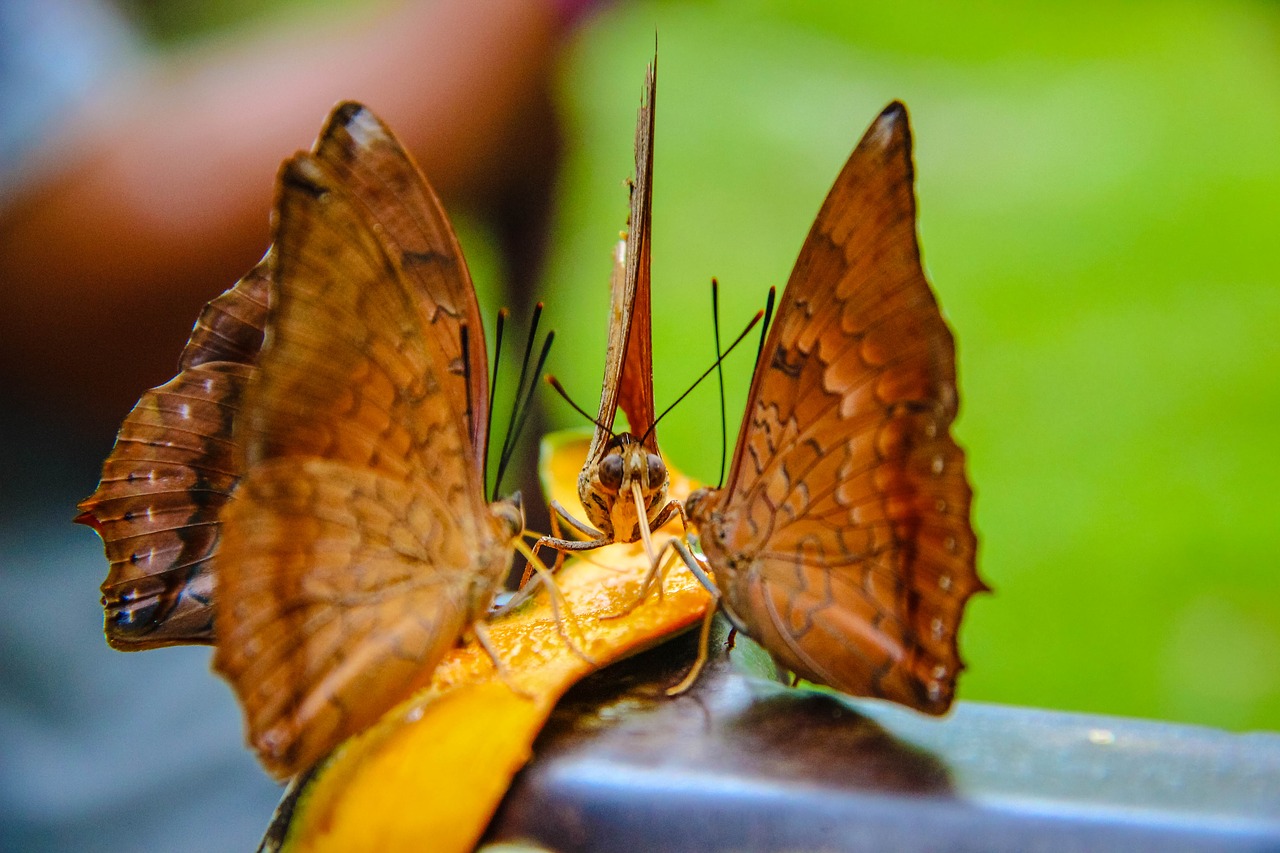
880, 100, 908, 122
852, 100, 914, 181
871, 101, 912, 146
318, 100, 390, 155
329, 100, 366, 125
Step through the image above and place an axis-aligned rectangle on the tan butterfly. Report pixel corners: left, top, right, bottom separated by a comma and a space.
207, 102, 539, 779
80, 101, 538, 780
77, 255, 268, 649
539, 60, 683, 568
680, 102, 987, 712
76, 98, 519, 672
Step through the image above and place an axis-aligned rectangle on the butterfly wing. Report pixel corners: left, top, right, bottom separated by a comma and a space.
694, 102, 984, 713
311, 103, 490, 464
78, 260, 269, 649
615, 59, 657, 448
180, 257, 271, 370
585, 60, 657, 464
213, 105, 511, 779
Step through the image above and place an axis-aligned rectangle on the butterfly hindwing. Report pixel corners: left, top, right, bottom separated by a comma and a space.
78, 258, 269, 649
180, 258, 271, 370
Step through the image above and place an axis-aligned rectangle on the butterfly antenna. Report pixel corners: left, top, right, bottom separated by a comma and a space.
491, 302, 547, 499
499, 327, 555, 491
493, 303, 543, 499
755, 286, 777, 370
485, 308, 509, 490
711, 278, 727, 488
642, 307, 765, 444
495, 327, 555, 499
545, 376, 613, 436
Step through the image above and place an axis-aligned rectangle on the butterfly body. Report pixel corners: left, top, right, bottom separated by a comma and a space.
541, 59, 684, 562
684, 102, 985, 714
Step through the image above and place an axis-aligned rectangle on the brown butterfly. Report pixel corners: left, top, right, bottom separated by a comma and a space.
77, 96, 512, 655
683, 102, 987, 713
76, 255, 269, 649
540, 60, 682, 566
205, 103, 531, 779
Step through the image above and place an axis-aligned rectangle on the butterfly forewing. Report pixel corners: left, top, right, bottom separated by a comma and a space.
692, 102, 983, 713
614, 61, 657, 446
311, 103, 490, 462
213, 107, 513, 779
78, 258, 269, 649
584, 62, 657, 464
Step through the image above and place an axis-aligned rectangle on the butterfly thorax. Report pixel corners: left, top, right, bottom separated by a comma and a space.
577, 433, 669, 542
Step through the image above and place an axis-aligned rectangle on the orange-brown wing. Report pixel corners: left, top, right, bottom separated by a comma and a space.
586, 59, 657, 462
77, 260, 269, 649
213, 136, 510, 779
311, 102, 490, 464
700, 102, 985, 713
616, 59, 657, 448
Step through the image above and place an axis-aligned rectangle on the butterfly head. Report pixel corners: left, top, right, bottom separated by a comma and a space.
489, 491, 526, 543
579, 433, 669, 542
683, 487, 717, 529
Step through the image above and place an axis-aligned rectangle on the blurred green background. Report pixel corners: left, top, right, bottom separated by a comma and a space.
530, 0, 1280, 732
139, 0, 1280, 732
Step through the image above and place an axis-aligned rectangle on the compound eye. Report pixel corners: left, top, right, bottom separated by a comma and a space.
599, 454, 624, 492
646, 453, 666, 486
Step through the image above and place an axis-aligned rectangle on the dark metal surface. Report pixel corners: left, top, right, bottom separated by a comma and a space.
482, 618, 1280, 852
257, 616, 1280, 851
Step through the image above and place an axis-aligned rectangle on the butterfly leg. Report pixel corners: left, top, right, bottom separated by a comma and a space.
666, 498, 692, 540
514, 539, 598, 668
523, 500, 609, 587
471, 619, 534, 700
548, 499, 604, 540
598, 535, 681, 621
665, 538, 723, 696
636, 498, 686, 603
